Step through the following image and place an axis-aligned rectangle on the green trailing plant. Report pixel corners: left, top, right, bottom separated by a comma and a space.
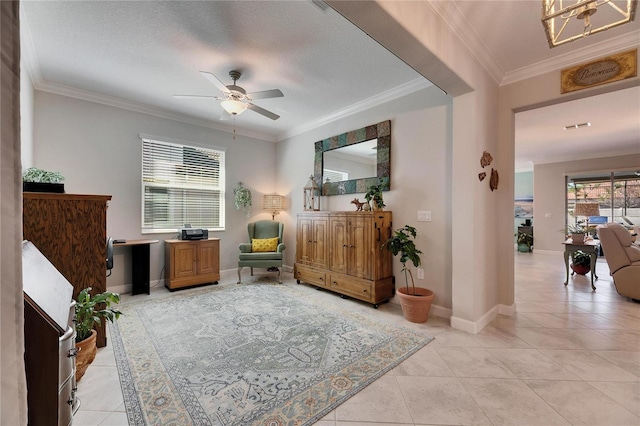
75, 287, 122, 343
572, 250, 591, 268
233, 182, 252, 217
364, 179, 386, 209
22, 167, 65, 183
381, 225, 422, 295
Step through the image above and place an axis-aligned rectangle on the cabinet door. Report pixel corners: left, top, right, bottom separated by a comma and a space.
173, 243, 197, 278
329, 216, 348, 274
348, 215, 372, 279
312, 217, 329, 268
198, 240, 219, 275
297, 217, 313, 265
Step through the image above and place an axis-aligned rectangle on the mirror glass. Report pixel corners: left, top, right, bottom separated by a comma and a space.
322, 139, 378, 183
314, 120, 391, 196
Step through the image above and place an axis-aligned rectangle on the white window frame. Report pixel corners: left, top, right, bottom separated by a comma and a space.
140, 135, 225, 233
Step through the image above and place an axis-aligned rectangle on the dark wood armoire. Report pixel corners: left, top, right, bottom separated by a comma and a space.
23, 192, 112, 347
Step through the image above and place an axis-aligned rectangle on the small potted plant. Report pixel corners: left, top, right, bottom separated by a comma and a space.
74, 287, 122, 381
516, 231, 533, 252
571, 250, 591, 275
22, 167, 65, 193
564, 223, 586, 243
381, 225, 434, 323
364, 179, 386, 210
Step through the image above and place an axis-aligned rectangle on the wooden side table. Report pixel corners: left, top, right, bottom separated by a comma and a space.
562, 238, 600, 290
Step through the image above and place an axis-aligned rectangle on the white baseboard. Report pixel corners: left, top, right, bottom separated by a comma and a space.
450, 302, 516, 334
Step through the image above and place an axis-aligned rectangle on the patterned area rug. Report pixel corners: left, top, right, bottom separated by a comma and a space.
110, 281, 433, 425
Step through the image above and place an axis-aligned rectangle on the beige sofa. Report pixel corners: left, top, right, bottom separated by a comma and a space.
598, 223, 640, 300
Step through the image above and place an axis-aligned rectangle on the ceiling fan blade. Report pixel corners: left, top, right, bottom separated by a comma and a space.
247, 89, 284, 100
200, 71, 230, 94
173, 94, 219, 99
247, 103, 280, 120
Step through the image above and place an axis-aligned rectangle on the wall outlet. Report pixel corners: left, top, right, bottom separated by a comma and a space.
417, 268, 424, 279
417, 211, 432, 222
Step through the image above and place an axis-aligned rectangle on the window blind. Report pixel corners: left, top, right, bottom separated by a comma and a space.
141, 138, 225, 233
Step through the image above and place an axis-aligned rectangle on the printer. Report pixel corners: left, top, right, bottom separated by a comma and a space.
179, 227, 209, 240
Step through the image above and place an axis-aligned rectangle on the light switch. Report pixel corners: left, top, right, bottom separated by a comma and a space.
545, 213, 552, 218
417, 268, 424, 279
418, 211, 431, 222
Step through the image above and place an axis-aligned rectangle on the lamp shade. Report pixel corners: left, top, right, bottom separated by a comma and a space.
263, 194, 284, 219
221, 99, 248, 115
574, 202, 600, 218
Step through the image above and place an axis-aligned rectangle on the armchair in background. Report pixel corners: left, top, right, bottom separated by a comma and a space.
597, 222, 640, 300
238, 220, 286, 284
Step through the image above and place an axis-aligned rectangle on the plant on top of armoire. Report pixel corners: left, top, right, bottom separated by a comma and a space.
74, 287, 122, 380
364, 179, 386, 210
381, 225, 435, 323
22, 167, 65, 193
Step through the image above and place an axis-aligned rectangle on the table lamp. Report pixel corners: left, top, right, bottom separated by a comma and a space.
574, 202, 600, 234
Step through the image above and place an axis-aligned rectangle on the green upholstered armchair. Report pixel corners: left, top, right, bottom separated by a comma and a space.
238, 220, 286, 283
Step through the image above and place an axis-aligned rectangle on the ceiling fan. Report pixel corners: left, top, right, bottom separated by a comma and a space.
174, 70, 284, 120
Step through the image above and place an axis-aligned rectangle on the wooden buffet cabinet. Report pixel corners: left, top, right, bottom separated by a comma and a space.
23, 192, 112, 347
294, 211, 394, 307
164, 238, 220, 290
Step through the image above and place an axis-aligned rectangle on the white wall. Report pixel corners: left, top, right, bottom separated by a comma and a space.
20, 59, 34, 170
33, 91, 279, 292
277, 85, 454, 310
534, 154, 640, 252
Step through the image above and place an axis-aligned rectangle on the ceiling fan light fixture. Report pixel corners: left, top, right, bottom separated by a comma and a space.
541, 0, 637, 48
221, 99, 248, 115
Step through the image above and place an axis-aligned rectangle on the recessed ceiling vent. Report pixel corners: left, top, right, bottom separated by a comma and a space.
563, 122, 591, 130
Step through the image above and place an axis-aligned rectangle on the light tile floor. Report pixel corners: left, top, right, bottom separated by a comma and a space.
74, 251, 640, 425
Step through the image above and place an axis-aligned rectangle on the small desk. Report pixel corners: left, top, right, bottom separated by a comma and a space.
114, 239, 159, 295
562, 238, 600, 291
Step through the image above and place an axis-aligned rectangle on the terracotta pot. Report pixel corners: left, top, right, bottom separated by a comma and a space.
75, 329, 97, 381
396, 287, 435, 323
571, 233, 585, 243
571, 263, 590, 275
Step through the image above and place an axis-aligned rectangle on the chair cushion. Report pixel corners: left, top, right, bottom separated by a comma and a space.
252, 237, 279, 252
239, 252, 283, 261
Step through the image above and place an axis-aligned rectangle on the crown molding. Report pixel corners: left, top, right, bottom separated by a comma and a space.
428, 1, 505, 85
501, 31, 640, 85
278, 77, 432, 140
34, 81, 278, 142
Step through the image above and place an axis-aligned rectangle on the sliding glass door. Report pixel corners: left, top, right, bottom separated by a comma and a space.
567, 171, 640, 229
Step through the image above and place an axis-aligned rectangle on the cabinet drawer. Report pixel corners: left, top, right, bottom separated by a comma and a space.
295, 264, 327, 288
58, 326, 75, 388
329, 275, 373, 302
58, 375, 74, 426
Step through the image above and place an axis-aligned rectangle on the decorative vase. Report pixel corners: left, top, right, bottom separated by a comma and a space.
396, 287, 435, 323
75, 329, 97, 381
571, 263, 590, 275
517, 244, 530, 253
373, 200, 384, 211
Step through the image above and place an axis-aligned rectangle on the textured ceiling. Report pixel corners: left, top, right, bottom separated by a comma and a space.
20, 1, 640, 170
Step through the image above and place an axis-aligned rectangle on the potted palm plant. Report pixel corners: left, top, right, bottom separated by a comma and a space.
565, 223, 586, 243
74, 287, 122, 381
381, 225, 434, 323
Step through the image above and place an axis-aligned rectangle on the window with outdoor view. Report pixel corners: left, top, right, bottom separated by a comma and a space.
141, 137, 225, 233
567, 171, 640, 230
